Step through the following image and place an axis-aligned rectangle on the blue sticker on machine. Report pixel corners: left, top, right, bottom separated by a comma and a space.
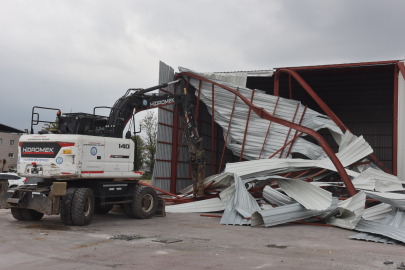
56, 157, 63, 164
90, 147, 97, 156
143, 100, 148, 106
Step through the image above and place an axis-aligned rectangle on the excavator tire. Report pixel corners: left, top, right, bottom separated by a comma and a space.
71, 188, 95, 226
94, 204, 113, 214
11, 208, 24, 220
123, 185, 158, 219
60, 187, 77, 225
11, 208, 44, 221
20, 209, 44, 221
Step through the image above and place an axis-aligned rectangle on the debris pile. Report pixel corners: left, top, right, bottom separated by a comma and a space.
165, 131, 405, 245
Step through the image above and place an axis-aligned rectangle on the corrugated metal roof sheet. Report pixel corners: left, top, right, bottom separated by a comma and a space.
326, 191, 366, 229
365, 191, 405, 210
262, 186, 294, 206
355, 207, 405, 244
362, 203, 393, 222
179, 66, 343, 161
352, 168, 404, 192
220, 174, 261, 226
277, 179, 332, 211
251, 197, 339, 227
349, 232, 398, 245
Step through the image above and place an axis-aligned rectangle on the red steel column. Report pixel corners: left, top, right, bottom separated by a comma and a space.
285, 106, 308, 157
239, 90, 255, 161
279, 104, 300, 158
259, 97, 280, 159
195, 80, 202, 121
394, 64, 399, 175
399, 62, 405, 80
170, 83, 179, 193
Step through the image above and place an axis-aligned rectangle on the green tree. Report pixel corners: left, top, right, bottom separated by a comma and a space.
140, 111, 157, 174
41, 118, 59, 133
131, 135, 145, 170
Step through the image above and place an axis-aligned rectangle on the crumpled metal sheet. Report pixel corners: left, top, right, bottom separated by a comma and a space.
251, 197, 339, 227
354, 207, 405, 244
326, 191, 366, 229
352, 168, 404, 192
165, 185, 235, 213
277, 179, 333, 211
365, 191, 405, 210
179, 66, 343, 160
349, 232, 398, 245
220, 174, 261, 225
262, 186, 295, 206
362, 203, 393, 222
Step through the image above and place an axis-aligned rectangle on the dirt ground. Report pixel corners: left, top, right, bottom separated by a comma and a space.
0, 209, 404, 270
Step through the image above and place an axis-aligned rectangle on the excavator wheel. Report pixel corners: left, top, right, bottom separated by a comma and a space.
11, 208, 44, 221
71, 188, 95, 226
60, 187, 77, 225
11, 208, 24, 220
123, 185, 158, 219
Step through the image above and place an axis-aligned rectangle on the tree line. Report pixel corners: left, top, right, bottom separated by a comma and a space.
132, 111, 157, 179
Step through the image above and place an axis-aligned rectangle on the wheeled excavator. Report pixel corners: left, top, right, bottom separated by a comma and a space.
0, 78, 206, 225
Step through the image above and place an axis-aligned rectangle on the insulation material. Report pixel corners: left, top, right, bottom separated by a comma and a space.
326, 191, 366, 229
362, 203, 393, 222
277, 179, 333, 211
178, 67, 343, 160
251, 198, 339, 227
351, 168, 404, 192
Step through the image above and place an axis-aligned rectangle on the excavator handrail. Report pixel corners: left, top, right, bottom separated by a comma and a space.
175, 72, 357, 197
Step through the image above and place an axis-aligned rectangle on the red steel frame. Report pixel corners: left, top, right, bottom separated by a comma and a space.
163, 61, 405, 196
273, 68, 392, 174
172, 72, 357, 196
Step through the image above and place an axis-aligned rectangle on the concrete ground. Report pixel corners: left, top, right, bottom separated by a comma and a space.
0, 209, 404, 270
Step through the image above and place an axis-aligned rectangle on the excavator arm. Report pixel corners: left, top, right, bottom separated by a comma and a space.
108, 78, 206, 197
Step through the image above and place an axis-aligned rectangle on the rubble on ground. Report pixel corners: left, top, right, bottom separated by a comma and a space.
165, 131, 405, 245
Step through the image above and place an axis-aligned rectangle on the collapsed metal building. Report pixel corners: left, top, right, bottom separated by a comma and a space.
152, 60, 405, 194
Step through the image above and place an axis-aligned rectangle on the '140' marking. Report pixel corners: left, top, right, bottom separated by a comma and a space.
119, 144, 130, 149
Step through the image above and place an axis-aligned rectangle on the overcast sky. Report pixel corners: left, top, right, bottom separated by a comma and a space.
1, 0, 404, 135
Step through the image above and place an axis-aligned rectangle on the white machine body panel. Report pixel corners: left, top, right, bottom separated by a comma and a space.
17, 134, 142, 179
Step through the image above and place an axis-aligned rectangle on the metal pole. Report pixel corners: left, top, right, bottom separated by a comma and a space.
239, 90, 255, 161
